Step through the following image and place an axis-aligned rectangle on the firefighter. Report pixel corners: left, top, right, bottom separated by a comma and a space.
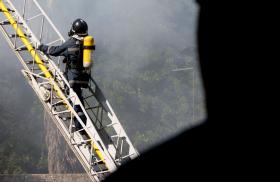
38, 18, 91, 133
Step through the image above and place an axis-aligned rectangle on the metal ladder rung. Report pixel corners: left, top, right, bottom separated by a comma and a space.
98, 122, 118, 131
115, 153, 136, 161
52, 109, 71, 115
15, 46, 28, 51
0, 20, 22, 25
25, 60, 36, 64
0, 7, 14, 12
111, 135, 122, 138
72, 140, 92, 146
85, 105, 101, 110
70, 133, 92, 145
51, 99, 66, 106
30, 67, 42, 71
9, 33, 31, 38
25, 59, 48, 64
91, 158, 106, 165
95, 170, 110, 174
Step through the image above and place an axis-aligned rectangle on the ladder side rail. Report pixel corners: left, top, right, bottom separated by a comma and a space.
82, 92, 127, 162
88, 79, 140, 160
106, 100, 139, 159
82, 88, 126, 162
24, 74, 101, 182
21, 70, 110, 182
67, 88, 120, 169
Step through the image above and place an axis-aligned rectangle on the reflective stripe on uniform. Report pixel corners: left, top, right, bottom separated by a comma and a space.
77, 111, 85, 116
69, 80, 88, 85
47, 46, 51, 54
68, 47, 80, 53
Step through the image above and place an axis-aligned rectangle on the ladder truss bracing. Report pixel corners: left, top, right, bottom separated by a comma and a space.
0, 0, 139, 181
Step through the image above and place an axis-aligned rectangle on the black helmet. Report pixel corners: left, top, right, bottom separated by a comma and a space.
68, 18, 88, 37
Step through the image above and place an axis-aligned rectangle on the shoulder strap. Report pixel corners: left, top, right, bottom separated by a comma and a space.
67, 38, 84, 70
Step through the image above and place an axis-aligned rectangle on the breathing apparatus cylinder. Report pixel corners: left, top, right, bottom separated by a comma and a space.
83, 35, 94, 70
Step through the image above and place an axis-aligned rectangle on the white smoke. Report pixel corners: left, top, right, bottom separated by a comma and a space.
47, 0, 54, 8
1, 0, 204, 154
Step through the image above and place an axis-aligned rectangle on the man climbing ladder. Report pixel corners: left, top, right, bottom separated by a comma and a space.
38, 18, 95, 133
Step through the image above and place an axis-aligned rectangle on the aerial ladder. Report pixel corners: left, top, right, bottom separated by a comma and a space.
0, 0, 139, 181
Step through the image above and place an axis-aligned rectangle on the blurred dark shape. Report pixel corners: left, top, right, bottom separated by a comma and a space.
105, 0, 275, 181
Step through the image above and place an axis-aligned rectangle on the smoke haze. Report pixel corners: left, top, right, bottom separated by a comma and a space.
0, 0, 205, 173
38, 0, 204, 149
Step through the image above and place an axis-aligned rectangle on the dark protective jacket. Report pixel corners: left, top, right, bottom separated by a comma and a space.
39, 36, 89, 88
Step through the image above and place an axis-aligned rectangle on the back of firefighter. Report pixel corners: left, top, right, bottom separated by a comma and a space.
38, 18, 90, 132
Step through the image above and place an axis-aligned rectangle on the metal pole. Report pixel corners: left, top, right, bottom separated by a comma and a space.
39, 16, 44, 43
193, 69, 195, 124
32, 0, 65, 41
22, 0, 27, 19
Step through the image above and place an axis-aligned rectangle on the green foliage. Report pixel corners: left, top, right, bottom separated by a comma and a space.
0, 67, 48, 174
93, 44, 204, 151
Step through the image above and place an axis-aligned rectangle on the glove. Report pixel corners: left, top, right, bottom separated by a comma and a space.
37, 44, 45, 52
38, 44, 44, 51
62, 58, 67, 63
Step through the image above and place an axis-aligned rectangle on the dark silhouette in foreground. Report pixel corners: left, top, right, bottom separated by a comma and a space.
105, 1, 274, 181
